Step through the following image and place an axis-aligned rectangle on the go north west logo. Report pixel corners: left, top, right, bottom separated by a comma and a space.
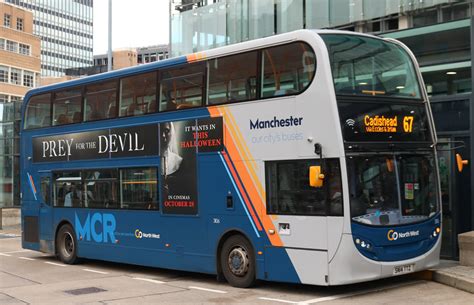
135, 229, 160, 240
387, 229, 420, 241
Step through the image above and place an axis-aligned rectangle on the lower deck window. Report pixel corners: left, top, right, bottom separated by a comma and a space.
53, 167, 158, 210
266, 159, 343, 216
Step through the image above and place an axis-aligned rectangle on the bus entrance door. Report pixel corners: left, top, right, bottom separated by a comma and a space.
38, 173, 54, 253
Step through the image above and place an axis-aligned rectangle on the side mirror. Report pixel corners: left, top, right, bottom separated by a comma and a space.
309, 166, 325, 188
456, 154, 469, 172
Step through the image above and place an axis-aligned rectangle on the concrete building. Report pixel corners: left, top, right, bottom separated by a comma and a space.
0, 1, 40, 208
65, 45, 170, 77
169, 0, 473, 260
4, 0, 94, 77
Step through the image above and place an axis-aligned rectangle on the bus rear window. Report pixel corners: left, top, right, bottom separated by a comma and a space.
24, 93, 51, 129
321, 34, 421, 99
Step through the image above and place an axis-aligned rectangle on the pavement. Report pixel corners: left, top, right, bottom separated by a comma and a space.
1, 224, 473, 295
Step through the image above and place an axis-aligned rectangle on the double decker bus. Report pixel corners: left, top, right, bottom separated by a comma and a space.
21, 30, 441, 287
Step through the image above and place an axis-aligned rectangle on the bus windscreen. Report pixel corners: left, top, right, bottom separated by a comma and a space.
321, 34, 421, 99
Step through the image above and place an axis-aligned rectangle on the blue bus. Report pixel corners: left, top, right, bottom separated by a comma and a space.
21, 30, 441, 287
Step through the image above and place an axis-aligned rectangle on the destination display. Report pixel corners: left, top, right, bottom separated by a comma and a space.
338, 102, 431, 143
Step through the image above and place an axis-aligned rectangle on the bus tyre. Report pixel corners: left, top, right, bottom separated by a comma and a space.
220, 235, 256, 288
56, 224, 79, 264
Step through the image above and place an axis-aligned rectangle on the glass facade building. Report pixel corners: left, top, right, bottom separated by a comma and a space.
5, 0, 94, 76
170, 0, 473, 260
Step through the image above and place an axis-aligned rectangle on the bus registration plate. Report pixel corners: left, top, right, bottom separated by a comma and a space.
393, 264, 414, 275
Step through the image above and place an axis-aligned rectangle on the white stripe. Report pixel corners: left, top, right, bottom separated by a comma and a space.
4, 250, 33, 254
45, 262, 67, 267
258, 297, 298, 304
132, 277, 165, 284
82, 268, 108, 274
19, 257, 35, 261
300, 281, 421, 304
0, 253, 12, 257
219, 152, 260, 238
188, 286, 227, 294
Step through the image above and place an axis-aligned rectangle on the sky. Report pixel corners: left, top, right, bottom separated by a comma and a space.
93, 0, 170, 55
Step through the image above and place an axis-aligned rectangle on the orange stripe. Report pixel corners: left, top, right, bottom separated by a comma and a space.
209, 106, 282, 246
221, 107, 264, 199
224, 126, 282, 246
29, 174, 37, 194
222, 152, 262, 232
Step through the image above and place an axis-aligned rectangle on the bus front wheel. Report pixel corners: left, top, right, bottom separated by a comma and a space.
56, 224, 79, 264
220, 235, 256, 288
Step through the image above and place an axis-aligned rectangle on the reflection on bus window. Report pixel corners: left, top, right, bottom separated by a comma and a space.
120, 168, 158, 210
266, 159, 342, 216
83, 169, 119, 209
159, 63, 204, 111
119, 72, 157, 117
348, 155, 438, 226
53, 88, 82, 126
40, 177, 50, 205
262, 42, 316, 98
207, 51, 258, 105
53, 167, 158, 210
24, 93, 51, 129
85, 81, 117, 121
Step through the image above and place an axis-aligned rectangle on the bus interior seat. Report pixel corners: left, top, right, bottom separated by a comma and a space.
72, 112, 82, 123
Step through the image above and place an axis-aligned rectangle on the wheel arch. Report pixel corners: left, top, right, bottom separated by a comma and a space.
54, 219, 73, 254
215, 229, 255, 277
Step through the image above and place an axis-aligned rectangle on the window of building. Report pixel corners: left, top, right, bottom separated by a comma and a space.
159, 62, 205, 111
23, 71, 34, 87
4, 14, 11, 27
119, 72, 157, 117
207, 51, 258, 105
0, 38, 5, 50
16, 18, 23, 31
85, 80, 117, 121
10, 68, 21, 85
413, 9, 438, 28
423, 67, 472, 97
6, 40, 18, 52
442, 3, 469, 22
52, 88, 82, 125
261, 42, 316, 98
0, 94, 8, 103
24, 93, 51, 129
19, 43, 30, 55
0, 65, 8, 83
266, 159, 342, 216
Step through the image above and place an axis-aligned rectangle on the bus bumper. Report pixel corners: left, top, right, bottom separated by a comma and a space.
328, 233, 441, 285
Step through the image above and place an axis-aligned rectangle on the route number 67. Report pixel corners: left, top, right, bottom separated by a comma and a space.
403, 116, 414, 133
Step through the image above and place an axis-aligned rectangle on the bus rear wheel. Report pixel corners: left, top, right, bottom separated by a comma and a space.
56, 224, 79, 264
220, 235, 256, 288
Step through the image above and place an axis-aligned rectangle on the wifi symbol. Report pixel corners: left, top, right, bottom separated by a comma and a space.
346, 119, 356, 127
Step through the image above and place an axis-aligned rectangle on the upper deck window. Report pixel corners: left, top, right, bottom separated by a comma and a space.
53, 88, 82, 126
321, 34, 421, 99
119, 72, 157, 117
262, 42, 316, 98
207, 51, 258, 105
24, 93, 51, 129
85, 80, 117, 121
159, 62, 205, 111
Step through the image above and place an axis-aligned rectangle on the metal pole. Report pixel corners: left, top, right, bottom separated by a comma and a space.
470, 15, 474, 230
169, 0, 172, 57
107, 0, 112, 71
